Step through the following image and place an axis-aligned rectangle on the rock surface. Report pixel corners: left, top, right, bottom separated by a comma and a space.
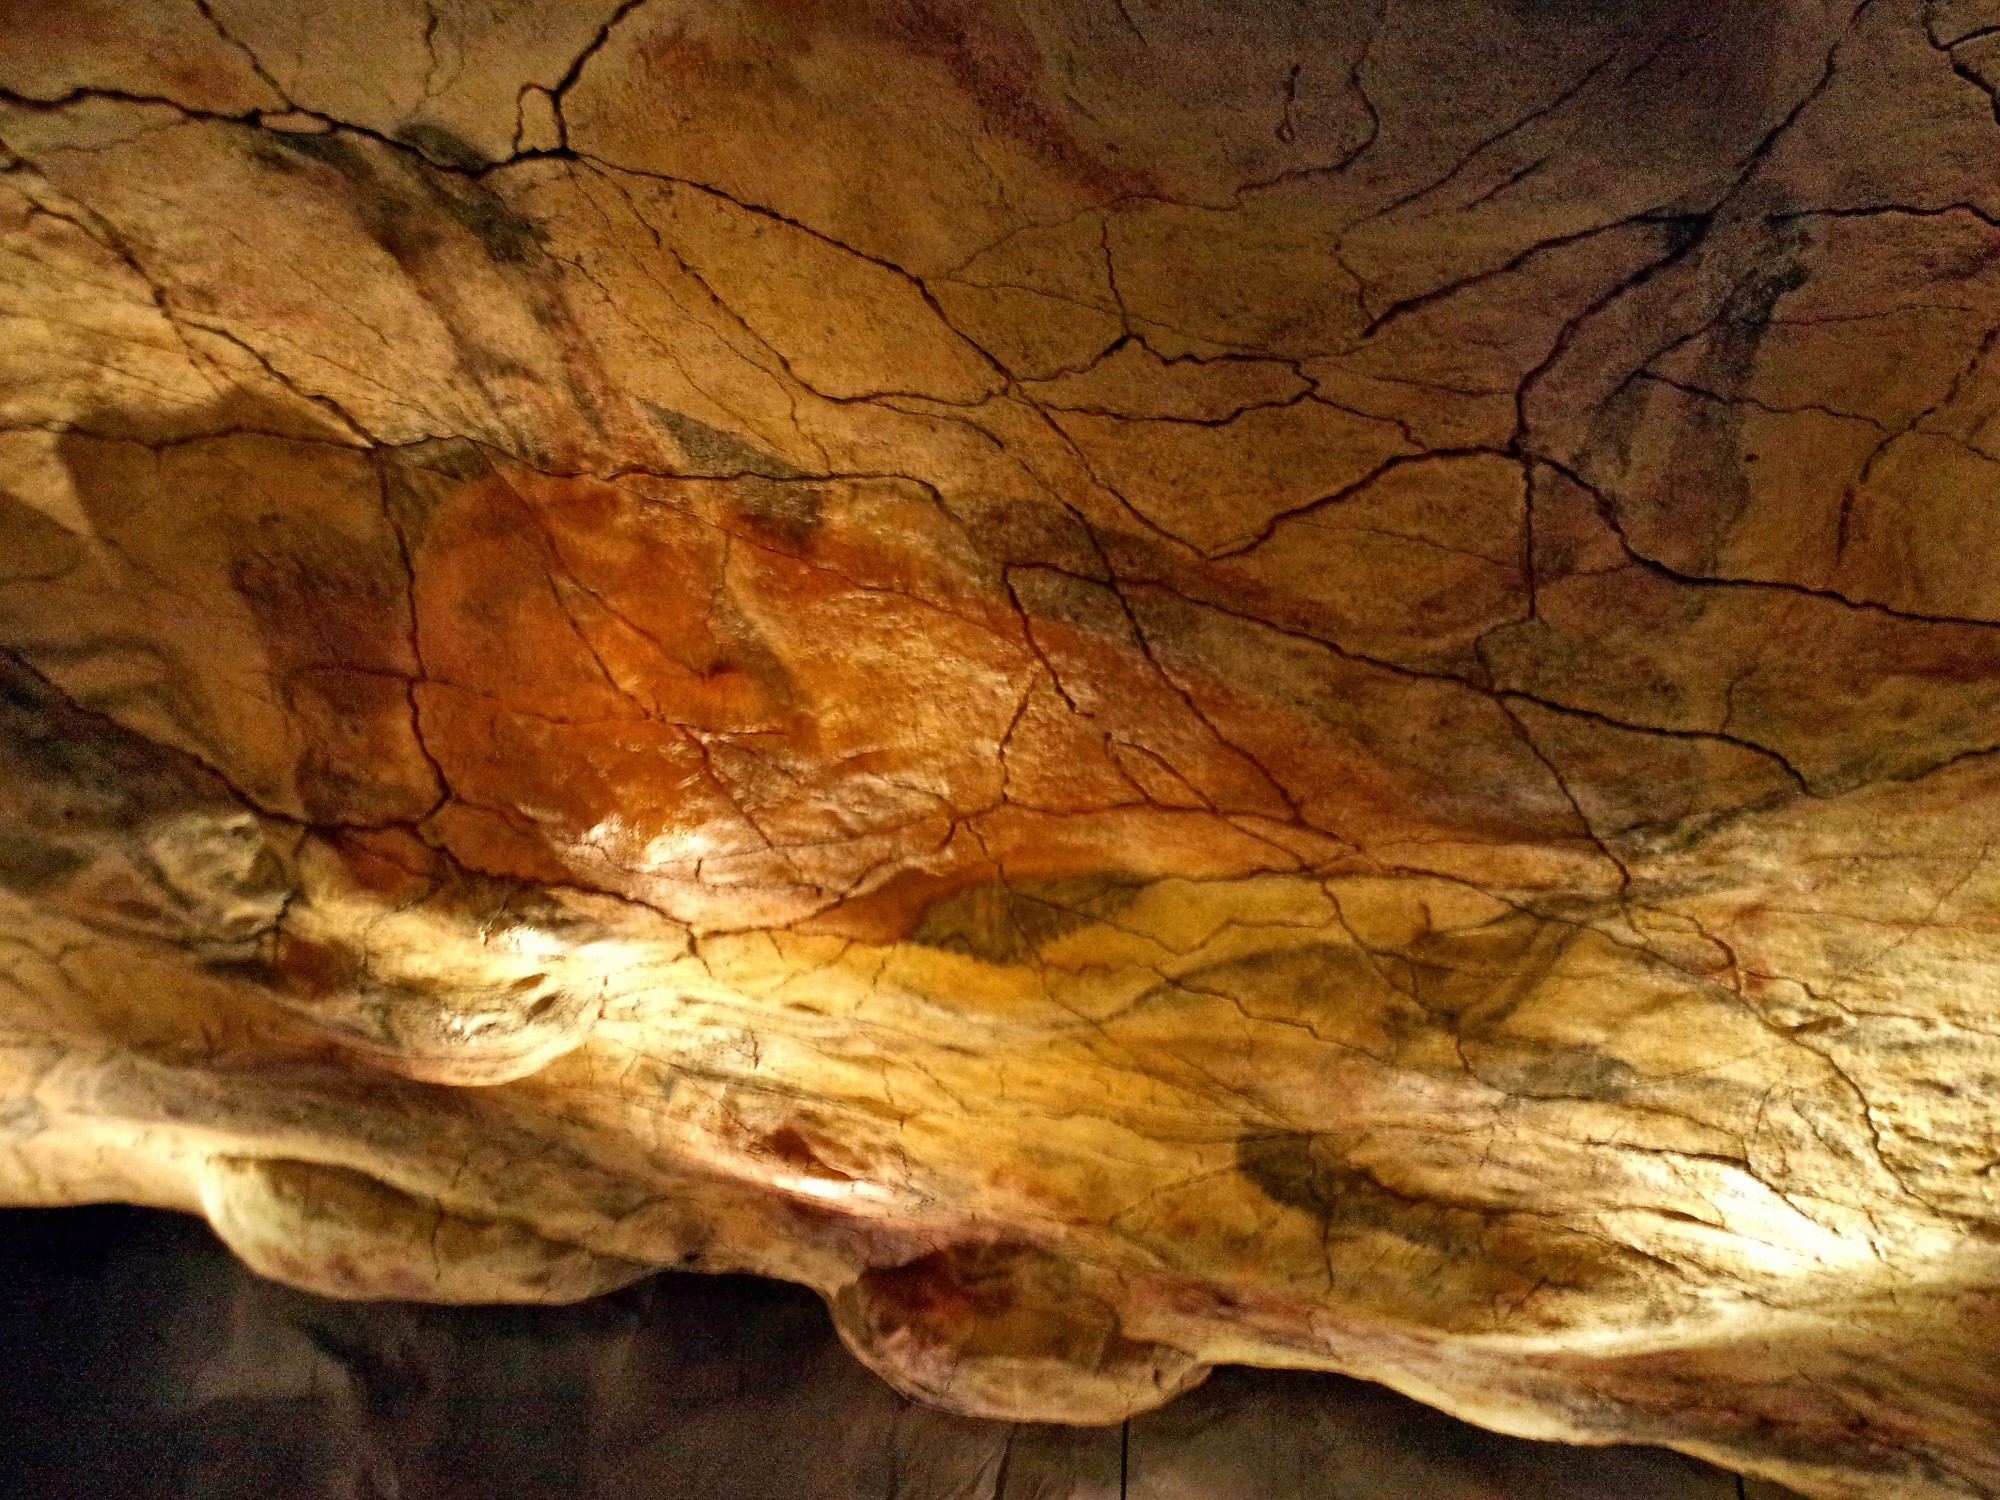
2, 2, 1999, 1496
1, 1204, 1800, 1500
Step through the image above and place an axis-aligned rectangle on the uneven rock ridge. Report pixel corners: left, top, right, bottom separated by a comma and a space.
2, 3, 1998, 1496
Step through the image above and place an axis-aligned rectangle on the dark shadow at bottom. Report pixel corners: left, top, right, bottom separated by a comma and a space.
0, 1205, 1788, 1500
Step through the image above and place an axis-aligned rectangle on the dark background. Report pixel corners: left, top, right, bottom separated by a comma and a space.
0, 1205, 1785, 1499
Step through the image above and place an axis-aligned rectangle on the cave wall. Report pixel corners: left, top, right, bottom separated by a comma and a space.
3, 3, 2000, 1497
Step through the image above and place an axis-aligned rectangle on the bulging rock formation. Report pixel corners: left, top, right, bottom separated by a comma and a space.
3, 2, 1999, 1495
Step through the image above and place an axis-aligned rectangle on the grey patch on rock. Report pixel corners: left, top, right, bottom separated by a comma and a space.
1235, 1131, 1659, 1294
267, 128, 355, 169
382, 443, 484, 551
647, 406, 802, 479
394, 122, 490, 173
736, 477, 827, 552
1465, 1040, 1642, 1101
1235, 1131, 1489, 1260
434, 179, 543, 263
910, 874, 1149, 962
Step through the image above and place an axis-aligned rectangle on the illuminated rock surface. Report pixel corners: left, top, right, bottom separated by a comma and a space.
1, 2, 1997, 1495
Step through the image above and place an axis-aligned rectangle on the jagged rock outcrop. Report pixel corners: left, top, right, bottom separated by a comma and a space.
3, 3, 1999, 1496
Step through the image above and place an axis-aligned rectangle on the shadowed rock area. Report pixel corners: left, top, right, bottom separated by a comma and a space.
0, 1206, 1801, 1500
3, 1, 2000, 1496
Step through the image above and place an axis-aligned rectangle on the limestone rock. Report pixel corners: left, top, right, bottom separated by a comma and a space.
2, 3, 1999, 1497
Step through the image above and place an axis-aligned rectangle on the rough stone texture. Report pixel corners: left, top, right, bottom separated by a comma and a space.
0, 1205, 1799, 1500
1, 2, 1998, 1496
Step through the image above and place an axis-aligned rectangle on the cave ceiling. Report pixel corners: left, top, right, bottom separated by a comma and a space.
4, 2, 2000, 1497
